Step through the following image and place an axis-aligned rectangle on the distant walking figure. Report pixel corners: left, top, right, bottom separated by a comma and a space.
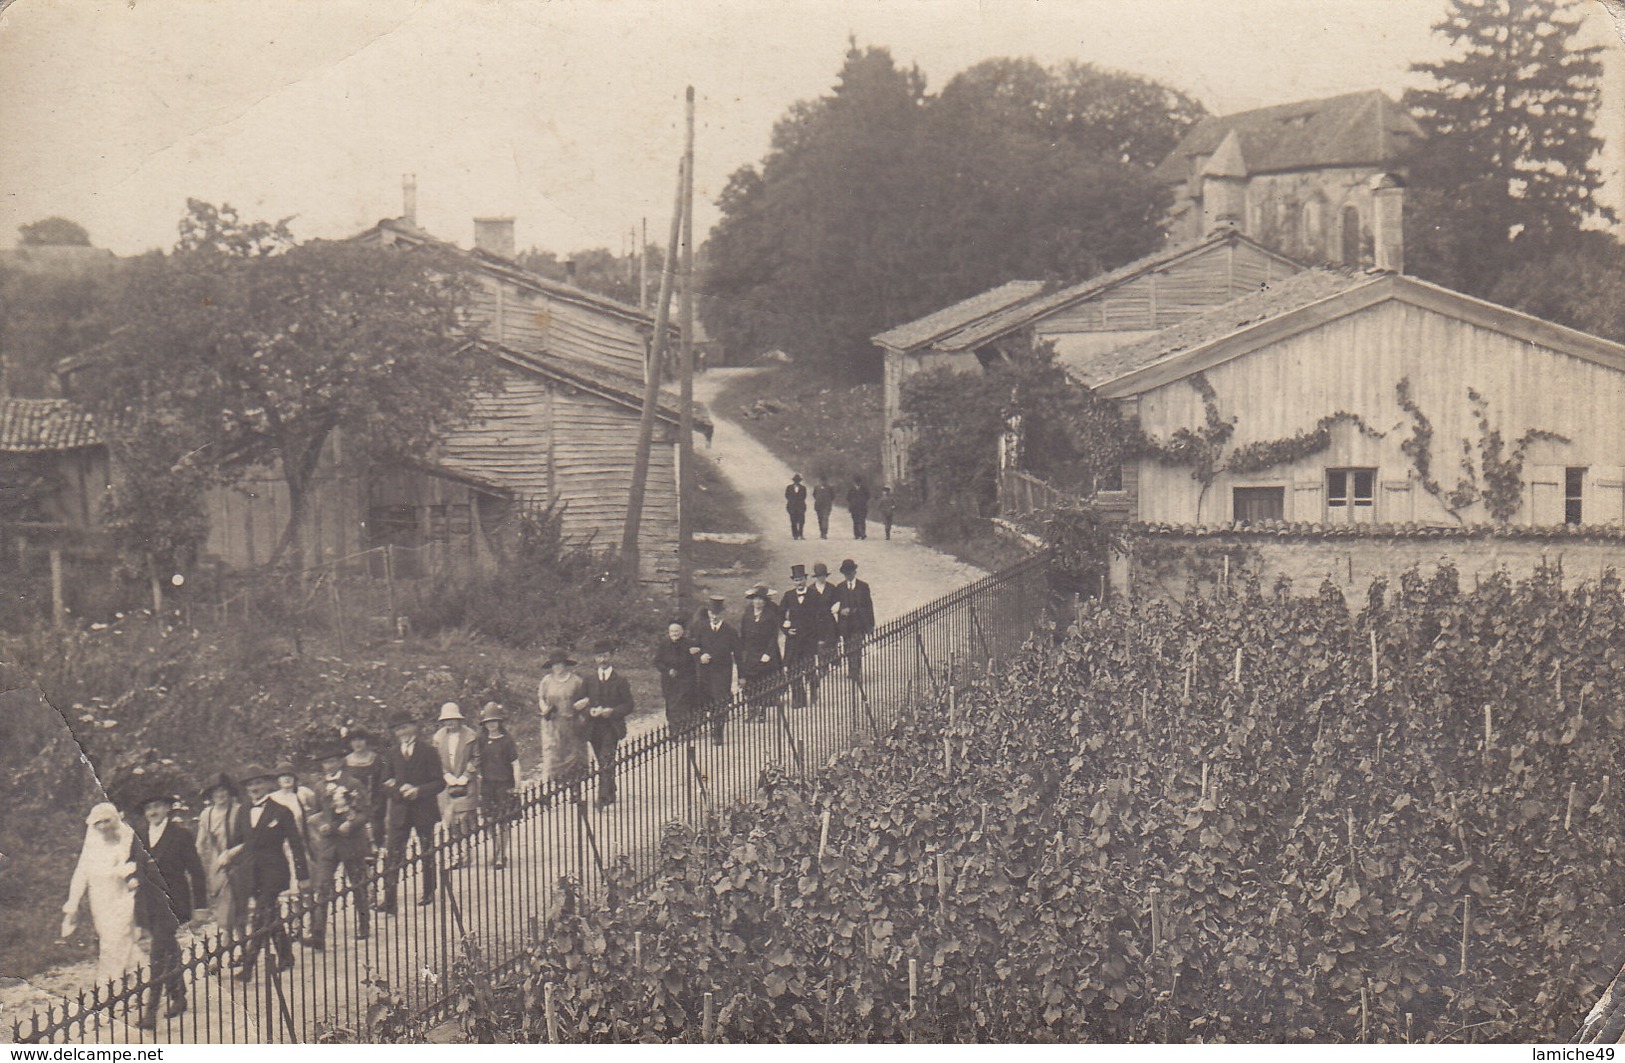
846, 476, 871, 540
812, 477, 836, 539
785, 474, 808, 540
61, 802, 142, 986
878, 486, 896, 540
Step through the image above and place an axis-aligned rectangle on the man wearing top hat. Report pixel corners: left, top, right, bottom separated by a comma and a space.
834, 558, 876, 682
232, 764, 309, 979
380, 711, 446, 913
738, 583, 784, 719
581, 638, 635, 806
779, 564, 830, 708
691, 594, 740, 745
431, 702, 481, 859
784, 474, 808, 540
304, 737, 374, 948
130, 789, 207, 1026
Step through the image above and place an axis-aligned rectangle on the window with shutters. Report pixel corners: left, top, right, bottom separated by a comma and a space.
1326, 468, 1376, 523
1233, 486, 1284, 525
1565, 467, 1586, 525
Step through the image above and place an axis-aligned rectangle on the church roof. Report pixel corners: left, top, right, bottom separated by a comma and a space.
1153, 90, 1423, 184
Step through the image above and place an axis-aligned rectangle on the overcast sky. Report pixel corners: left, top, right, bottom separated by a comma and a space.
1, 0, 1620, 257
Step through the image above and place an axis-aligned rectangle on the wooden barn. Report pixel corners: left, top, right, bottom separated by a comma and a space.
1092, 268, 1625, 530
190, 215, 705, 590
875, 230, 1304, 486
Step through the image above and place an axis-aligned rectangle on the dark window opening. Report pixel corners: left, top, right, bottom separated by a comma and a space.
1233, 487, 1284, 525
1566, 467, 1586, 526
1327, 468, 1376, 522
1341, 206, 1362, 265
1096, 465, 1124, 493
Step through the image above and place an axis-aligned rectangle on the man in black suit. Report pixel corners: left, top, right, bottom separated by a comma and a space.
807, 562, 841, 672
738, 584, 783, 719
380, 712, 445, 913
834, 558, 876, 682
812, 478, 836, 539
131, 791, 207, 1027
784, 474, 808, 540
780, 564, 832, 708
691, 595, 739, 746
582, 638, 635, 807
233, 765, 309, 980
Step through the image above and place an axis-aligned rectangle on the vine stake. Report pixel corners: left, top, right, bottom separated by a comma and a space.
1369, 630, 1378, 690
544, 982, 559, 1044
1459, 897, 1471, 977
1565, 782, 1579, 832
943, 736, 952, 774
703, 991, 715, 1042
818, 809, 831, 860
1150, 888, 1163, 954
936, 854, 947, 915
634, 931, 643, 971
1233, 647, 1243, 685
1361, 984, 1370, 1043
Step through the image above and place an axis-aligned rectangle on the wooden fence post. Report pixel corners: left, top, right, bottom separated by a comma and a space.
384, 544, 398, 638
49, 547, 65, 628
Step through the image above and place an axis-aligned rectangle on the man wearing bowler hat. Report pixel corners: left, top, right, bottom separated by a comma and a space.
834, 558, 876, 682
784, 474, 808, 540
691, 594, 739, 745
582, 638, 635, 806
232, 763, 309, 979
380, 711, 445, 913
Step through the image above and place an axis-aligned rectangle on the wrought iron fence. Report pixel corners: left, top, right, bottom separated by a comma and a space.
10, 552, 1053, 1044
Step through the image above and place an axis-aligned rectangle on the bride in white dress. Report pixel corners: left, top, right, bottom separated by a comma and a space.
60, 802, 143, 987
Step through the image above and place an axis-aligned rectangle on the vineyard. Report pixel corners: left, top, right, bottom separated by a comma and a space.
407, 564, 1622, 1043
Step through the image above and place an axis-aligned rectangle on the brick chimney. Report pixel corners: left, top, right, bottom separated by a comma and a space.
1370, 173, 1405, 273
402, 174, 417, 226
1199, 131, 1248, 238
564, 259, 577, 285
473, 217, 516, 259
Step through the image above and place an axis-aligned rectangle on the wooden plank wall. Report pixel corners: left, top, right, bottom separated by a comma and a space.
470, 276, 647, 378
438, 372, 553, 501
1130, 300, 1625, 527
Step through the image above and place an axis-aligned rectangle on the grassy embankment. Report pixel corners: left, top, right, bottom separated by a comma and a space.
707, 365, 1032, 572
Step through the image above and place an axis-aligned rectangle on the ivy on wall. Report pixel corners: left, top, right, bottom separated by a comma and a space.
1395, 378, 1568, 525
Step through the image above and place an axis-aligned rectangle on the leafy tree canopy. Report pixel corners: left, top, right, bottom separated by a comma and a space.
74, 200, 493, 573
516, 244, 663, 307
704, 45, 1204, 381
18, 217, 91, 247
1402, 0, 1610, 296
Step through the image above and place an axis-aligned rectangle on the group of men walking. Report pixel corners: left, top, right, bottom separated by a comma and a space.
657, 557, 876, 745
785, 474, 895, 541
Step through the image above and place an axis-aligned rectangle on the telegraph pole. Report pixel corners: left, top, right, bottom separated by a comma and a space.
676, 86, 698, 603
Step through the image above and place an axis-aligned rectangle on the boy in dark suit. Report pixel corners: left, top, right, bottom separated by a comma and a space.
131, 790, 207, 1027
380, 712, 446, 913
582, 638, 635, 806
835, 558, 877, 681
233, 765, 309, 980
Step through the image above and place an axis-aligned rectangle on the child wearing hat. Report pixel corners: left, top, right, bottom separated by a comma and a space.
476, 704, 520, 866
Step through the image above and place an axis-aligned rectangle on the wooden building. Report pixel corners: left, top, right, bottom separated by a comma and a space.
875, 231, 1303, 486
1093, 269, 1625, 530
0, 397, 106, 535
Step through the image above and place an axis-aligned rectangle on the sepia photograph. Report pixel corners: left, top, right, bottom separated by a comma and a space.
2, 0, 1624, 1047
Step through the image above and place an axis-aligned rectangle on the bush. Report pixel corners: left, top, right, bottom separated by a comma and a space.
405, 503, 661, 651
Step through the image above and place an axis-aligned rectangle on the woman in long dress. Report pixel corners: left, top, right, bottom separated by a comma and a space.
194, 774, 249, 940
537, 647, 590, 782
60, 802, 142, 986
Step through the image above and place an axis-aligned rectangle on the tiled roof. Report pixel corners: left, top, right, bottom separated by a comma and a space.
1124, 520, 1625, 543
0, 398, 100, 452
935, 231, 1301, 353
1082, 268, 1374, 388
1153, 90, 1422, 184
871, 280, 1044, 352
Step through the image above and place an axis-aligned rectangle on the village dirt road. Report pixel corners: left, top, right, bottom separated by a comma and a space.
691, 367, 988, 616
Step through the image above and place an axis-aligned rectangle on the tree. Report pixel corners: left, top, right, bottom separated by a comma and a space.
1489, 231, 1625, 343
899, 334, 1130, 511
704, 46, 1200, 381
1402, 0, 1610, 295
0, 266, 112, 396
75, 200, 491, 573
516, 244, 662, 306
18, 217, 91, 247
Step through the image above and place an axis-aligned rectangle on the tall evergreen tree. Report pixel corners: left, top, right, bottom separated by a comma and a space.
1402, 0, 1610, 295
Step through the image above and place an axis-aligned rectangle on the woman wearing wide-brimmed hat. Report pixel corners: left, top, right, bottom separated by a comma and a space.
537, 647, 590, 782
194, 772, 250, 940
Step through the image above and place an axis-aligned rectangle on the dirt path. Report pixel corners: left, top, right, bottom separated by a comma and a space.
692, 368, 987, 615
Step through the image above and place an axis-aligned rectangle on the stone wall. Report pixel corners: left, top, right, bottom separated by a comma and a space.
1115, 527, 1625, 603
